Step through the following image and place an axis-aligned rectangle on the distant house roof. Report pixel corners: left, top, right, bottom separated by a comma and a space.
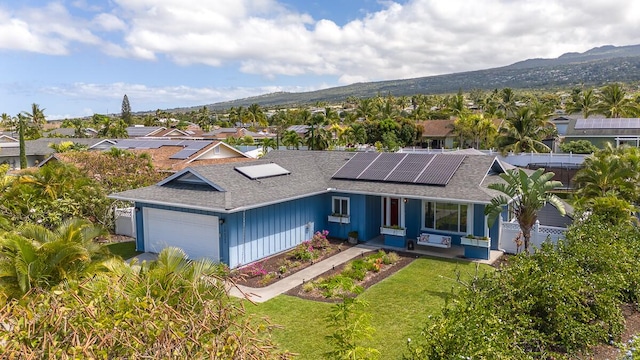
126, 126, 167, 137
417, 120, 455, 137
112, 138, 252, 171
0, 138, 107, 157
565, 117, 640, 137
110, 150, 508, 213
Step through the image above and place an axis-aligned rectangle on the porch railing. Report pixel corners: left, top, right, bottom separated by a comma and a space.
500, 218, 567, 254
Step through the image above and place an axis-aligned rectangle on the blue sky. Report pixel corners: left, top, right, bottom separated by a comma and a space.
1, 0, 639, 120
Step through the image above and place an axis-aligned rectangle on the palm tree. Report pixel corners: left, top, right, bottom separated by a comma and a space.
261, 137, 278, 155
356, 98, 376, 121
496, 107, 554, 154
281, 130, 302, 150
485, 168, 565, 254
21, 103, 46, 131
247, 103, 267, 127
498, 88, 518, 119
573, 145, 640, 204
598, 83, 636, 118
0, 218, 109, 300
566, 88, 599, 118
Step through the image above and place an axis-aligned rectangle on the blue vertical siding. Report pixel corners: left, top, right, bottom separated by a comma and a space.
405, 199, 422, 240
473, 204, 486, 237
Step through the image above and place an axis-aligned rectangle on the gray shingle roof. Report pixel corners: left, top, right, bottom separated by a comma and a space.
110, 150, 507, 212
0, 138, 108, 157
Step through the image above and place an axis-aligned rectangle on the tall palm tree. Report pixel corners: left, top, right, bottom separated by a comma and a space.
566, 88, 599, 118
485, 168, 564, 254
247, 103, 267, 127
598, 83, 636, 118
356, 98, 376, 121
0, 218, 109, 300
261, 137, 278, 155
281, 130, 302, 150
21, 103, 46, 131
16, 114, 27, 169
498, 88, 518, 119
496, 107, 554, 154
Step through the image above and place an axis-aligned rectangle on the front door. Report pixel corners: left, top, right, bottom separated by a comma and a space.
383, 197, 402, 227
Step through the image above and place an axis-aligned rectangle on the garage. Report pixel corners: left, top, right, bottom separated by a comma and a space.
143, 208, 219, 261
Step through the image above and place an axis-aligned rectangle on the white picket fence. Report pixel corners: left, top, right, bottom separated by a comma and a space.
500, 219, 567, 254
115, 207, 135, 237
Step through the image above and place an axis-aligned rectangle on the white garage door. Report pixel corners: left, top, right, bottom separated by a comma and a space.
143, 208, 219, 261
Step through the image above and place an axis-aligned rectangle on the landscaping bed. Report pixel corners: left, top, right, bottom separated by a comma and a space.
231, 231, 356, 288
286, 249, 415, 303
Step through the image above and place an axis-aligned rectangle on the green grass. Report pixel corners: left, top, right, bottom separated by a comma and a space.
106, 241, 141, 259
247, 257, 491, 359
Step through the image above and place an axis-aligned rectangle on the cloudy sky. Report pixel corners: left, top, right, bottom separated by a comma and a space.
1, 0, 639, 119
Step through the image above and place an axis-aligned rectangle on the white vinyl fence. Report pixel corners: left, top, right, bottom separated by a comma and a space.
115, 207, 136, 238
500, 219, 567, 254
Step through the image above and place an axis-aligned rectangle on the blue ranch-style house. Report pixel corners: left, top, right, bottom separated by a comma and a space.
110, 150, 514, 268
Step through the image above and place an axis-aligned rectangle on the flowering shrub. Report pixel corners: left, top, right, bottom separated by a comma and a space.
243, 261, 267, 277
292, 241, 315, 261
310, 230, 330, 249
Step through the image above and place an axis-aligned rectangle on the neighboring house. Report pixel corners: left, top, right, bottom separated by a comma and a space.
109, 150, 555, 267
0, 134, 19, 148
126, 126, 167, 138
0, 138, 111, 169
44, 127, 99, 138
417, 120, 455, 149
110, 139, 254, 171
564, 117, 640, 148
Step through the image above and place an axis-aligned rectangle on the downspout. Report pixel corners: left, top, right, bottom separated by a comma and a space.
242, 210, 246, 265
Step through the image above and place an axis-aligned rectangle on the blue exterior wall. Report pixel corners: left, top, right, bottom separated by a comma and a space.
225, 194, 326, 268
133, 191, 499, 267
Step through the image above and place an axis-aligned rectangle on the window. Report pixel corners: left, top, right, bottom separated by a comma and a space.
332, 197, 350, 217
422, 201, 468, 233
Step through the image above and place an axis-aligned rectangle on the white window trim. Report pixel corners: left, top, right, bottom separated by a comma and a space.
332, 196, 350, 216
421, 200, 472, 234
381, 196, 405, 229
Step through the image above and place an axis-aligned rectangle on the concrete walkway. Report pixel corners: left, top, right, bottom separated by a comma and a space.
227, 245, 371, 303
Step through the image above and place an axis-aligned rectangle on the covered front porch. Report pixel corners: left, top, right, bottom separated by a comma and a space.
359, 235, 504, 265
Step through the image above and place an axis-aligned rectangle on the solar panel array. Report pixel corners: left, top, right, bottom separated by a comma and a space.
112, 139, 213, 160
332, 152, 465, 186
125, 126, 165, 137
575, 118, 640, 129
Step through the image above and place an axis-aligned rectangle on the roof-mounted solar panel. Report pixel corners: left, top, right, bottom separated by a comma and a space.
235, 163, 290, 180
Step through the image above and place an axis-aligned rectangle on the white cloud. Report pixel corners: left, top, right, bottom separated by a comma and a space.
2, 0, 640, 86
103, 0, 640, 83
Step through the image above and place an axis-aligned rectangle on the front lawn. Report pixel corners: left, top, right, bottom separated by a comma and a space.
248, 257, 491, 359
106, 241, 141, 259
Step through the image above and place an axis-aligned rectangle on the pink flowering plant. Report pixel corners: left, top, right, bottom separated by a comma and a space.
243, 261, 268, 277
293, 230, 330, 261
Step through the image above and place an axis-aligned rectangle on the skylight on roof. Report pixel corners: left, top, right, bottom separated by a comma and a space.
235, 163, 290, 179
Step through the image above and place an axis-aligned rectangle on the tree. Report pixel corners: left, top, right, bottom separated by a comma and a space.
451, 113, 497, 149
0, 218, 109, 301
17, 114, 27, 169
282, 130, 302, 149
121, 94, 132, 125
598, 83, 637, 118
261, 137, 278, 155
22, 103, 46, 133
495, 107, 554, 154
485, 168, 564, 254
573, 145, 640, 205
566, 88, 599, 118
247, 103, 267, 127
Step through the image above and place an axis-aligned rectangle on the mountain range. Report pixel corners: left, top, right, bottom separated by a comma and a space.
184, 44, 640, 111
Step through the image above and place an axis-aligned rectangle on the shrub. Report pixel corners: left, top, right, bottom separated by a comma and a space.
559, 139, 598, 154
405, 217, 640, 358
292, 240, 317, 261
311, 230, 330, 249
243, 261, 267, 277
